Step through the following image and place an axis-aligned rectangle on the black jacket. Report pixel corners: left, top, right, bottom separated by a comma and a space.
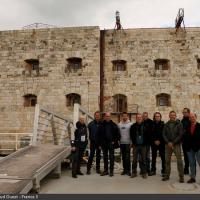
88, 120, 101, 143
130, 122, 150, 146
143, 118, 153, 131
97, 120, 120, 147
71, 121, 88, 149
143, 118, 153, 144
163, 120, 183, 145
184, 122, 200, 152
151, 121, 165, 144
181, 117, 190, 143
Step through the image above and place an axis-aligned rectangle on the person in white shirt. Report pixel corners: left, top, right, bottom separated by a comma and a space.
118, 112, 132, 176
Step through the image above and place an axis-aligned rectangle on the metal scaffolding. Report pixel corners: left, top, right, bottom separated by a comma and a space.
175, 8, 186, 32
22, 23, 57, 30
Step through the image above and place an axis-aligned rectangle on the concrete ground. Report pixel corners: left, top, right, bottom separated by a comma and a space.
40, 160, 200, 194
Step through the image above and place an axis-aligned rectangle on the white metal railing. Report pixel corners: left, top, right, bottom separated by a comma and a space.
73, 103, 93, 125
0, 133, 33, 152
72, 103, 94, 140
32, 104, 73, 146
0, 104, 93, 152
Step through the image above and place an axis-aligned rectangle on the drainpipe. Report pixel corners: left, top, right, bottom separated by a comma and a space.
100, 30, 105, 112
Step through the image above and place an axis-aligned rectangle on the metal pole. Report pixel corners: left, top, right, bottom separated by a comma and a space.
32, 104, 40, 145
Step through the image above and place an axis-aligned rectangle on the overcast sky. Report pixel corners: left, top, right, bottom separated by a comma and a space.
0, 0, 200, 30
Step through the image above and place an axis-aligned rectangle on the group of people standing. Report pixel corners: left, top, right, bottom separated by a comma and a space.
70, 108, 200, 184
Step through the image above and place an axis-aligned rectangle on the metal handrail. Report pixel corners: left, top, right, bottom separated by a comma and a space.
32, 104, 73, 146
0, 133, 33, 151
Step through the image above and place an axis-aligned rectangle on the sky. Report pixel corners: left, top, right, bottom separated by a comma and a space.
0, 0, 200, 30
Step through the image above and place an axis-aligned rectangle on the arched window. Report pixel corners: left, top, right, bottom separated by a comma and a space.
112, 60, 127, 71
24, 59, 39, 74
66, 57, 82, 72
23, 94, 37, 107
113, 94, 127, 112
156, 93, 171, 107
154, 59, 170, 70
66, 93, 81, 107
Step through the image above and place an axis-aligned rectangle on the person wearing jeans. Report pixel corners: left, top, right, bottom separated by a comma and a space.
185, 113, 200, 183
130, 113, 149, 179
87, 111, 102, 175
118, 112, 132, 176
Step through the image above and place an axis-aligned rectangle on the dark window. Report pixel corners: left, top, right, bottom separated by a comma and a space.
113, 94, 127, 112
197, 59, 200, 69
23, 94, 37, 107
24, 59, 39, 74
112, 60, 127, 71
154, 59, 170, 70
156, 93, 171, 107
66, 93, 81, 107
67, 57, 82, 72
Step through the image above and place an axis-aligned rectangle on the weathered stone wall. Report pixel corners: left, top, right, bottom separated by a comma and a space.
1, 26, 200, 134
103, 28, 200, 121
0, 26, 100, 133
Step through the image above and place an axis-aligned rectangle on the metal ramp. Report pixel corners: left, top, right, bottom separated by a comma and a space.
0, 105, 74, 194
0, 144, 71, 193
0, 103, 93, 194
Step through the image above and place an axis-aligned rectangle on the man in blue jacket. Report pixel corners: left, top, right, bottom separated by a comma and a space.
87, 111, 102, 174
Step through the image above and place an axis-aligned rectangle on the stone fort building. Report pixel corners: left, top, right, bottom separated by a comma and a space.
0, 25, 200, 133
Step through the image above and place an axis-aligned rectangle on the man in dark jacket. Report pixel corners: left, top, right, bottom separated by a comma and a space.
130, 113, 149, 179
162, 111, 184, 182
149, 112, 165, 176
98, 112, 120, 177
142, 112, 153, 175
181, 108, 190, 175
71, 116, 88, 178
185, 113, 200, 183
87, 111, 102, 175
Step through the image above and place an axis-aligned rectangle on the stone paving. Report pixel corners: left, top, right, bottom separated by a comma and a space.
40, 160, 200, 194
